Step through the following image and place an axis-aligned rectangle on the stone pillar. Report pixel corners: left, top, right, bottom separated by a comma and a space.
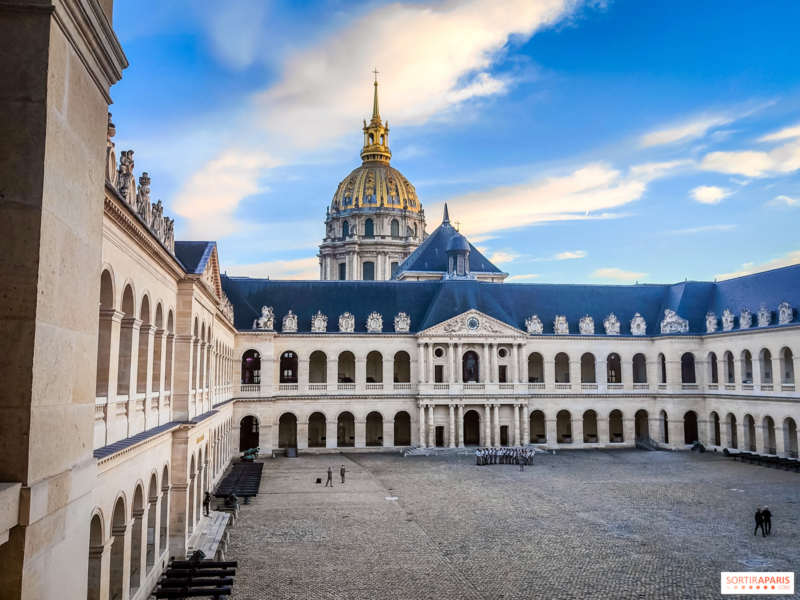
623, 418, 636, 445
457, 405, 465, 448
755, 418, 766, 454
130, 508, 146, 591
572, 415, 584, 446
546, 418, 558, 448
484, 404, 492, 447
326, 419, 337, 449
448, 405, 456, 447
448, 342, 455, 383
382, 356, 393, 388
355, 419, 366, 448
598, 416, 610, 446
771, 356, 781, 388
544, 355, 556, 391
493, 404, 500, 447
427, 404, 435, 447
110, 521, 132, 600
299, 358, 310, 393
383, 419, 395, 448
514, 404, 521, 446
417, 343, 425, 385
327, 355, 338, 388
522, 404, 530, 446
735, 420, 745, 450
427, 343, 433, 383
570, 359, 582, 388
419, 404, 426, 447
455, 343, 462, 383
621, 355, 633, 389
647, 358, 661, 389
88, 539, 113, 600
297, 420, 309, 450
355, 356, 366, 393
173, 334, 195, 421
668, 417, 684, 449
595, 359, 607, 391
696, 418, 709, 446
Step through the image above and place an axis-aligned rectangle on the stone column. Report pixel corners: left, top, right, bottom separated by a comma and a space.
428, 405, 435, 447
493, 404, 501, 447
572, 415, 584, 446
483, 343, 490, 383
771, 355, 782, 388
512, 344, 519, 384
668, 417, 684, 449
595, 359, 607, 391
355, 419, 366, 448
647, 358, 660, 389
448, 342, 455, 383
733, 420, 744, 450
297, 420, 309, 450
522, 404, 530, 446
299, 358, 310, 393
417, 343, 425, 385
570, 358, 582, 389
326, 419, 337, 449
130, 508, 146, 591
327, 355, 338, 388
484, 404, 492, 446
598, 415, 610, 446
755, 418, 766, 454
448, 405, 456, 447
623, 418, 636, 445
355, 356, 367, 393
621, 355, 633, 390
458, 405, 465, 448
514, 404, 521, 446
427, 344, 434, 383
455, 343, 462, 383
419, 404, 427, 447
546, 418, 558, 448
88, 539, 113, 600
544, 355, 556, 391
383, 419, 395, 448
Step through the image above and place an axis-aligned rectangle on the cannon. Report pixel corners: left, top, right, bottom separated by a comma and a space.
241, 447, 259, 462
691, 440, 706, 453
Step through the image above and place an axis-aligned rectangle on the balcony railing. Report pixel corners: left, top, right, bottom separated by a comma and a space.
239, 384, 260, 393
743, 384, 754, 391
337, 383, 356, 391
278, 383, 298, 391
707, 384, 719, 391
463, 383, 484, 391
782, 384, 795, 392
308, 383, 328, 391
607, 383, 624, 391
658, 384, 667, 391
760, 384, 773, 392
393, 383, 412, 391
498, 383, 514, 390
633, 383, 649, 390
528, 383, 545, 391
581, 384, 598, 391
682, 384, 699, 391
365, 383, 383, 391
555, 383, 571, 390
434, 383, 450, 391
725, 384, 736, 391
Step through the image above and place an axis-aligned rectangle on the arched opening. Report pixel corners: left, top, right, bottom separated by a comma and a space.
279, 350, 298, 383
337, 412, 355, 447
152, 304, 164, 393
366, 411, 383, 446
609, 410, 624, 443
580, 353, 596, 383
160, 467, 169, 553
393, 351, 410, 383
527, 352, 544, 383
109, 498, 126, 600
530, 410, 546, 444
762, 416, 776, 454
463, 410, 481, 445
278, 413, 297, 448
309, 351, 327, 383
710, 411, 721, 446
239, 416, 259, 451
659, 410, 669, 444
130, 485, 144, 593
146, 474, 158, 572
683, 411, 698, 444
632, 353, 647, 384
394, 411, 411, 446
136, 296, 151, 394
338, 351, 355, 383
165, 311, 174, 392
87, 513, 103, 600
555, 353, 570, 383
759, 349, 773, 384
724, 351, 735, 384
308, 412, 326, 448
634, 409, 649, 439
96, 270, 115, 397
364, 218, 374, 237
116, 284, 135, 395
583, 410, 598, 443
607, 353, 622, 383
366, 351, 383, 383
342, 220, 349, 237
707, 352, 718, 384
741, 350, 754, 384
680, 353, 696, 384
783, 417, 798, 458
744, 414, 756, 451
659, 353, 667, 384
362, 261, 375, 280
781, 347, 795, 384
726, 413, 738, 449
557, 410, 572, 443
241, 350, 261, 385
390, 219, 399, 237
368, 133, 374, 145
462, 351, 480, 383
196, 448, 204, 526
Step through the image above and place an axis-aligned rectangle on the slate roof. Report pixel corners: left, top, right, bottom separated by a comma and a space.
220, 263, 800, 336
175, 241, 216, 274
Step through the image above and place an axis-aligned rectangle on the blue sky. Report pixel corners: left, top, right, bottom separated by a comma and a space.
111, 0, 800, 283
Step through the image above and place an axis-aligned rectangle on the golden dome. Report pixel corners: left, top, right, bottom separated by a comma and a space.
330, 74, 422, 214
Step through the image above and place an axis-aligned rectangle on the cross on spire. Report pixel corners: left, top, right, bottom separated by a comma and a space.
372, 69, 380, 119
454, 221, 461, 231
373, 68, 379, 82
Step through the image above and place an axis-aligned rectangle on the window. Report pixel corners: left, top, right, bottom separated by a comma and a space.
434, 365, 444, 383
342, 220, 349, 237
462, 351, 480, 383
434, 347, 444, 358
391, 262, 399, 276
364, 218, 374, 237
498, 347, 508, 358
338, 263, 347, 280
362, 261, 375, 280
390, 219, 399, 237
279, 351, 298, 383
498, 365, 507, 383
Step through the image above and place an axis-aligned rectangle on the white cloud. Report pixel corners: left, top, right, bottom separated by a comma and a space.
716, 250, 800, 281
590, 268, 646, 282
488, 251, 517, 264
768, 195, 799, 207
700, 122, 800, 177
640, 114, 733, 147
201, 0, 269, 69
228, 257, 320, 280
556, 250, 587, 260
660, 224, 737, 235
506, 273, 540, 282
689, 185, 733, 204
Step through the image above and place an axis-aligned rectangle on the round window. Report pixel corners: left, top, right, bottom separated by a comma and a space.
434, 347, 445, 358
467, 317, 480, 331
498, 347, 508, 358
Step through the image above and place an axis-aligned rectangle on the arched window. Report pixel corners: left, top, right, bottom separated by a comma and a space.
708, 352, 719, 384
607, 353, 621, 383
462, 351, 480, 383
366, 351, 383, 383
659, 353, 667, 384
581, 353, 596, 383
309, 351, 327, 383
632, 353, 647, 384
724, 351, 735, 383
364, 218, 374, 237
759, 349, 773, 383
390, 219, 399, 237
527, 352, 544, 383
338, 351, 355, 383
239, 416, 259, 451
741, 350, 753, 383
681, 353, 696, 384
279, 351, 298, 383
379, 134, 384, 145
342, 220, 349, 237
394, 351, 411, 383
781, 348, 795, 384
241, 350, 260, 384
412, 223, 418, 236
555, 352, 570, 383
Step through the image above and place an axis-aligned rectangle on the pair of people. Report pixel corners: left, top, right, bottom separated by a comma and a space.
325, 465, 347, 487
475, 447, 535, 467
754, 507, 772, 537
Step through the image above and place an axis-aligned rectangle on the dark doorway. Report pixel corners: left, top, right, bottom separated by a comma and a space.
500, 426, 509, 446
394, 411, 411, 445
308, 412, 326, 448
683, 411, 698, 444
278, 413, 297, 448
241, 350, 260, 385
337, 412, 355, 447
435, 426, 444, 447
366, 411, 383, 446
462, 351, 480, 382
239, 416, 259, 451
463, 410, 480, 445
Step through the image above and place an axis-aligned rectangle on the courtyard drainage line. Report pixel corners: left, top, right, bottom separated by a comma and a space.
343, 454, 489, 600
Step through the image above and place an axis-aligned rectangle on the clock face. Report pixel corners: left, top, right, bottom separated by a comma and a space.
467, 317, 480, 331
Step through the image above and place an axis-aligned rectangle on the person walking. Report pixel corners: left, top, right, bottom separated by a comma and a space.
340, 464, 346, 484
762, 506, 772, 535
325, 467, 333, 487
754, 508, 765, 537
519, 453, 524, 472
203, 491, 212, 517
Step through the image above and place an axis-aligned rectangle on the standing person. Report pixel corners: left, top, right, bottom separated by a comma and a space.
340, 464, 346, 484
475, 448, 481, 466
754, 508, 765, 537
203, 491, 212, 517
325, 467, 334, 487
519, 453, 524, 472
762, 506, 772, 535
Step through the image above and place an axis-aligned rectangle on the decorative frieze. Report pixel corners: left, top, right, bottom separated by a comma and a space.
779, 301, 793, 325
603, 313, 620, 335
525, 315, 543, 335
706, 312, 717, 333
630, 313, 646, 336
394, 312, 411, 333
282, 311, 298, 333
366, 312, 383, 333
579, 315, 595, 335
722, 308, 734, 331
660, 309, 689, 334
311, 311, 328, 333
253, 306, 274, 330
757, 303, 771, 327
339, 312, 356, 333
554, 315, 569, 335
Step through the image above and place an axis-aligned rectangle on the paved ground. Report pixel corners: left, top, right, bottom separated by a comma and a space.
225, 449, 800, 600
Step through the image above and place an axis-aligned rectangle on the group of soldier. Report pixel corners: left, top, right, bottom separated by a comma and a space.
475, 447, 536, 469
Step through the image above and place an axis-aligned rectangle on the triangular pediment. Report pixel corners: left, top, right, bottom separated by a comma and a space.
420, 310, 524, 337
201, 246, 223, 300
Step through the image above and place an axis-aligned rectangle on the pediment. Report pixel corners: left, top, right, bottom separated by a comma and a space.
201, 246, 223, 300
420, 310, 525, 337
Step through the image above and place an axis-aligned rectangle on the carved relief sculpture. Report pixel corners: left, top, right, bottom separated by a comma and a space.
254, 306, 274, 331
116, 150, 136, 204
525, 315, 543, 334
722, 308, 735, 331
778, 301, 793, 325
603, 313, 620, 335
554, 315, 569, 335
136, 173, 152, 224
311, 311, 328, 333
706, 312, 718, 333
106, 113, 117, 186
660, 309, 689, 334
366, 311, 383, 333
757, 303, 771, 327
394, 312, 411, 333
282, 311, 298, 333
219, 292, 234, 323
579, 315, 595, 335
339, 312, 356, 333
630, 313, 647, 336
740, 307, 752, 329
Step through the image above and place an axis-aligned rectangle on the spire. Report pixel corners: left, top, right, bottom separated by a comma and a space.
361, 71, 391, 164
372, 68, 380, 119
442, 203, 450, 225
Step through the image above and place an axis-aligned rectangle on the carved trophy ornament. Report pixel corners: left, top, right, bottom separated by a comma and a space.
757, 303, 771, 327
554, 315, 569, 335
603, 313, 620, 335
660, 309, 689, 334
136, 172, 152, 224
339, 312, 356, 333
579, 315, 595, 335
282, 311, 298, 333
722, 308, 735, 331
525, 315, 543, 335
739, 307, 752, 329
778, 301, 793, 325
366, 312, 383, 333
219, 292, 234, 323
117, 150, 136, 204
311, 311, 328, 333
706, 312, 718, 333
253, 306, 275, 330
394, 312, 411, 333
106, 113, 117, 185
630, 313, 647, 336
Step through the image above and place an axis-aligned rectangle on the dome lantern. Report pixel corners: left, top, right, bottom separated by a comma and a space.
361, 70, 392, 164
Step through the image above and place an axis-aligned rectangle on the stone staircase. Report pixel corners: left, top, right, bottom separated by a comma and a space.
635, 436, 665, 451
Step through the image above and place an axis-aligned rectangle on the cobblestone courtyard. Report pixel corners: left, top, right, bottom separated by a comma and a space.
226, 449, 799, 600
